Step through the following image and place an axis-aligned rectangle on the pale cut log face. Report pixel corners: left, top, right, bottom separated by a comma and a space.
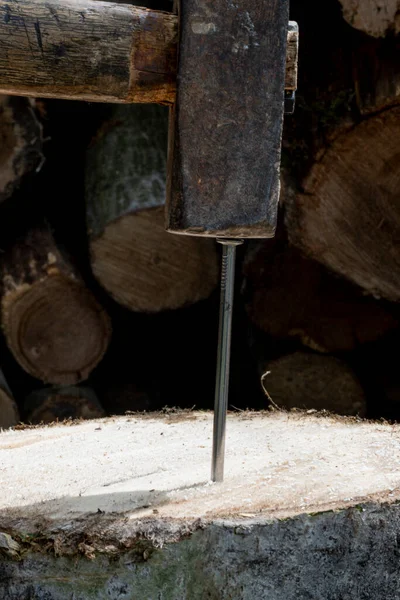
91, 206, 219, 312
285, 107, 400, 302
2, 275, 111, 385
2, 413, 400, 524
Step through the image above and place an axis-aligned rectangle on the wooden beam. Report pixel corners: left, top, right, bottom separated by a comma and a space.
0, 0, 178, 104
0, 0, 297, 105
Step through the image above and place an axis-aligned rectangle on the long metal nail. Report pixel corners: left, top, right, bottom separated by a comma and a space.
211, 238, 243, 482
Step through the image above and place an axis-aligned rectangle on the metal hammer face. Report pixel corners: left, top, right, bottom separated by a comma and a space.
166, 0, 290, 239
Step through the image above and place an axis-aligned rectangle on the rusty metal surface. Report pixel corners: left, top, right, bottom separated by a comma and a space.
166, 0, 289, 238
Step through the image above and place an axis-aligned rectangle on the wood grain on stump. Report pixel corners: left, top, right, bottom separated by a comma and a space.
0, 96, 42, 204
261, 352, 366, 417
3, 414, 400, 598
1, 228, 111, 385
243, 241, 398, 353
86, 105, 218, 312
284, 107, 400, 302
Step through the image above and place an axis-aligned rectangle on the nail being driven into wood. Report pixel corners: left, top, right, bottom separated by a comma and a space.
211, 239, 243, 483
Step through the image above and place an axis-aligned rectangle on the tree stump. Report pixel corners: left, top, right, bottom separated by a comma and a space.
86, 105, 219, 312
3, 414, 400, 600
1, 227, 111, 385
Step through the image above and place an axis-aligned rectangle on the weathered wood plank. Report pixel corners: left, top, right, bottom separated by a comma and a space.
166, 0, 289, 238
0, 0, 178, 104
285, 21, 298, 91
0, 0, 296, 106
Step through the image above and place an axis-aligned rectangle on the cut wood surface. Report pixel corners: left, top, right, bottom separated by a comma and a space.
284, 107, 400, 302
0, 96, 42, 204
338, 0, 400, 37
1, 412, 400, 522
86, 105, 218, 312
0, 0, 297, 105
261, 352, 366, 417
24, 386, 105, 424
0, 227, 111, 385
243, 241, 398, 353
3, 413, 400, 597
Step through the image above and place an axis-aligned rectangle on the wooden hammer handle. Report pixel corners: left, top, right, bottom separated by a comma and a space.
0, 0, 297, 104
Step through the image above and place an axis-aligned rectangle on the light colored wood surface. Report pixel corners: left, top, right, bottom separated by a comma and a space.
91, 208, 219, 311
1, 412, 400, 523
285, 107, 400, 301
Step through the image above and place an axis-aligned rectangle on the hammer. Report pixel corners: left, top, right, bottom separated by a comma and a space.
0, 0, 298, 481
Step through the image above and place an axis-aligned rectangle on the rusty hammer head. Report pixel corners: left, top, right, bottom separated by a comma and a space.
166, 0, 296, 239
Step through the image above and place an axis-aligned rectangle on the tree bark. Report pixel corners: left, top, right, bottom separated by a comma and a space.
338, 0, 400, 37
284, 107, 400, 302
24, 386, 105, 424
1, 227, 111, 385
243, 239, 398, 353
0, 96, 43, 204
261, 352, 366, 417
86, 105, 219, 312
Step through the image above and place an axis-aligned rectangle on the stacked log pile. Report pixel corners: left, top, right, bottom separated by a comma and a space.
85, 105, 219, 313
0, 0, 399, 427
